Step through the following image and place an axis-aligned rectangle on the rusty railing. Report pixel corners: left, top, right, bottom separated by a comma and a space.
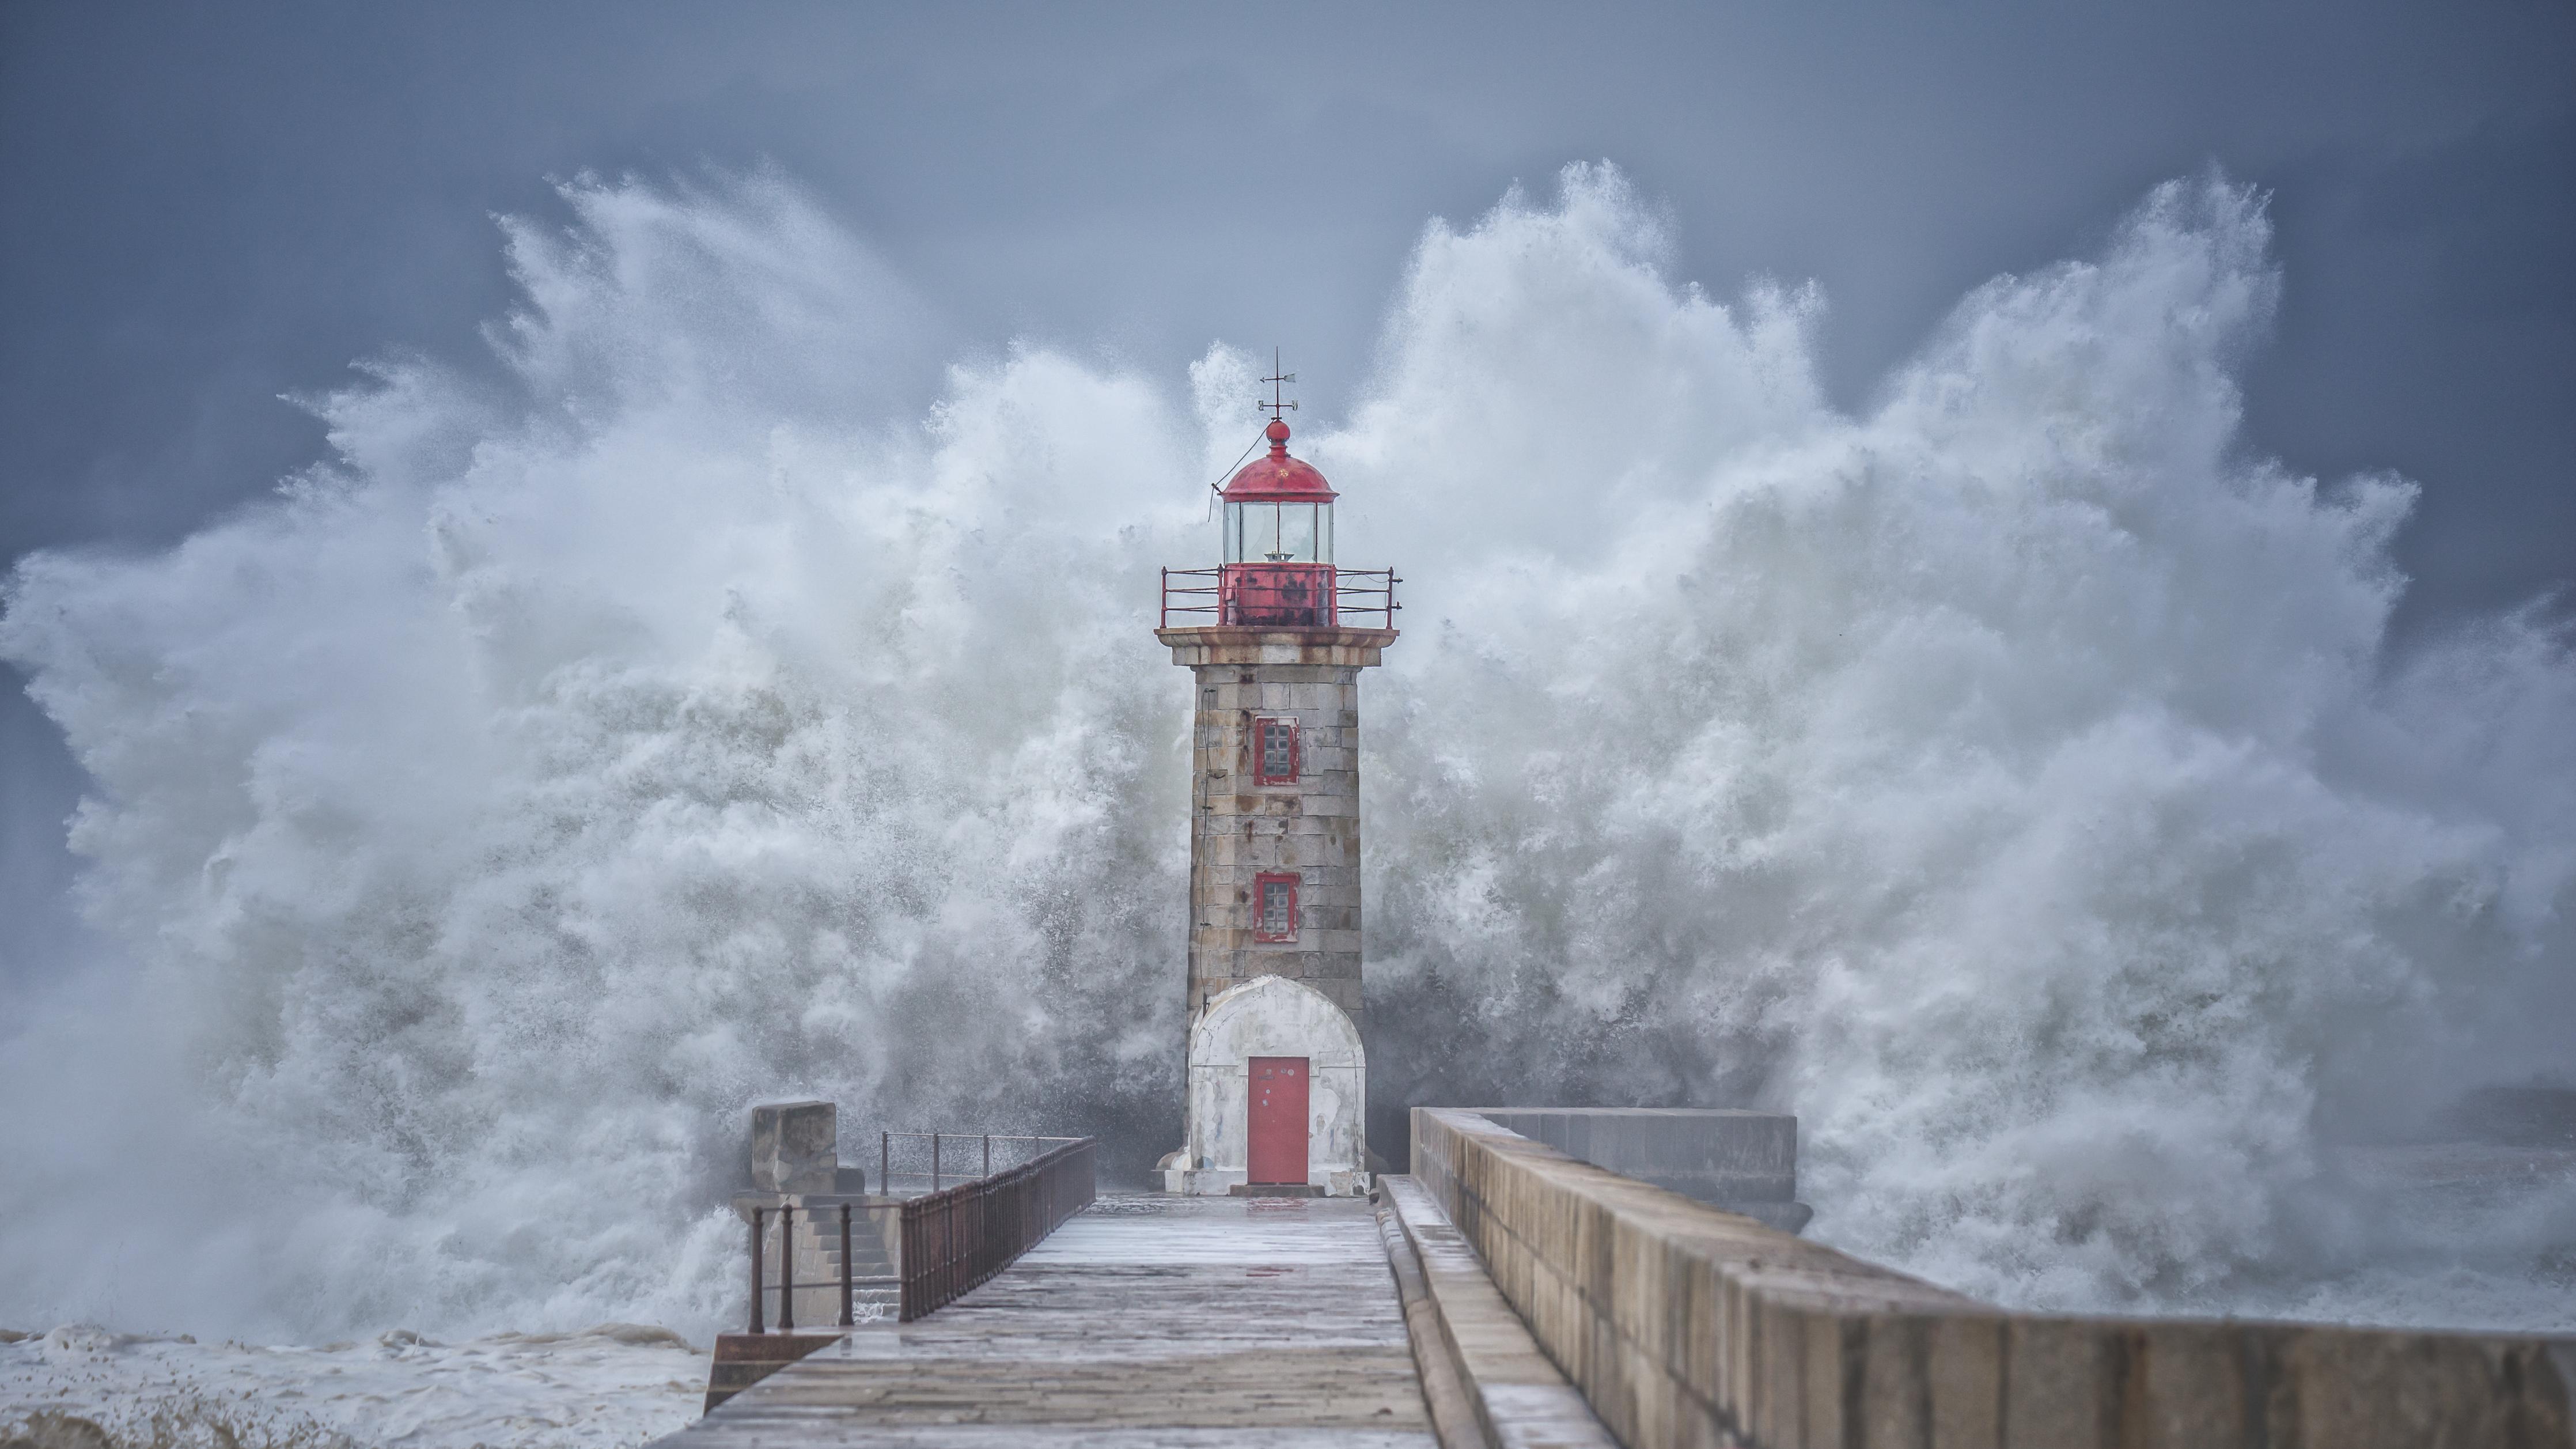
1161, 566, 1222, 627
1159, 566, 1400, 629
1332, 567, 1400, 629
897, 1135, 1096, 1320
745, 1200, 878, 1334
876, 1130, 1082, 1195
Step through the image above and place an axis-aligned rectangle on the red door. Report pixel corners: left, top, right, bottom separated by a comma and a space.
1247, 1056, 1310, 1185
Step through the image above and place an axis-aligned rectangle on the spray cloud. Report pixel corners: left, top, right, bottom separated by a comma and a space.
2, 162, 2569, 1341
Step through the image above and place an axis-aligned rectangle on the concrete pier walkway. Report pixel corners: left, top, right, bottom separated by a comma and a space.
660, 1193, 1437, 1447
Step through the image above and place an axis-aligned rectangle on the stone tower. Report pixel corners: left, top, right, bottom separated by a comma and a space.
1156, 398, 1397, 1196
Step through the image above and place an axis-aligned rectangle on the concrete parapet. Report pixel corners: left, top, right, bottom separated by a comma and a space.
1381, 1173, 1620, 1448
1466, 1108, 1807, 1231
1412, 1107, 2574, 1449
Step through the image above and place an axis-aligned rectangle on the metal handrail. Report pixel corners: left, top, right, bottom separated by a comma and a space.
877, 1132, 1086, 1195
1160, 565, 1401, 629
739, 1133, 1095, 1337
745, 1200, 873, 1335
1161, 567, 1223, 627
897, 1136, 1097, 1321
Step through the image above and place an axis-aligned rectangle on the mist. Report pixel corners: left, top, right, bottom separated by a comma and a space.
1, 165, 2568, 1349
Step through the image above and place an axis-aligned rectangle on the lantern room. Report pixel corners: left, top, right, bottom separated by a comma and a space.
1218, 419, 1338, 627
1225, 419, 1336, 565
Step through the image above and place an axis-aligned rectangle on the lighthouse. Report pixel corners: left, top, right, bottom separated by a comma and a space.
1156, 367, 1398, 1196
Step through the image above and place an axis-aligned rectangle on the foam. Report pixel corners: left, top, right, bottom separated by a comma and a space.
1, 164, 2568, 1361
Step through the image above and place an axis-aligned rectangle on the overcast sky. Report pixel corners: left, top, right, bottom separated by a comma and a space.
3, 1, 2571, 981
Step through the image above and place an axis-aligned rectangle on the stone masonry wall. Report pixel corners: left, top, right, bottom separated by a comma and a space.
1186, 661, 1365, 1024
1413, 1107, 2574, 1449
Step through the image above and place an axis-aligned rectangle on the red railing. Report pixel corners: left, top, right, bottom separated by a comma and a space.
1160, 565, 1400, 629
897, 1136, 1096, 1320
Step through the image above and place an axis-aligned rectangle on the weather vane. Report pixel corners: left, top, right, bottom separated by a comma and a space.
1258, 347, 1297, 422
1207, 348, 1301, 514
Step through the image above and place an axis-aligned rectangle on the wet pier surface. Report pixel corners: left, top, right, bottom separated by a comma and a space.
660, 1193, 1435, 1447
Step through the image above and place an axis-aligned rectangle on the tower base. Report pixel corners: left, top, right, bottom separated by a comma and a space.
1165, 975, 1370, 1197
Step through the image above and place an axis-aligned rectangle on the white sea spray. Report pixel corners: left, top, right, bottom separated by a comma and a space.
1, 162, 2568, 1391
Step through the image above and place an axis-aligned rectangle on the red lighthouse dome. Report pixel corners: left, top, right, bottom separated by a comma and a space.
1223, 419, 1338, 502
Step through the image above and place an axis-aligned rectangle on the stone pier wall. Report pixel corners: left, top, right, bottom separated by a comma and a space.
1412, 1107, 2573, 1449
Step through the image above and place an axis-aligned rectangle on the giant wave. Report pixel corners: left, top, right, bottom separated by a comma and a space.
2, 164, 2569, 1348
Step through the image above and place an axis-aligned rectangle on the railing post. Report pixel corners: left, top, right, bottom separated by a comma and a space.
839, 1203, 854, 1327
931, 1133, 941, 1193
777, 1202, 795, 1331
881, 1131, 889, 1197
983, 1133, 991, 1179
748, 1206, 766, 1335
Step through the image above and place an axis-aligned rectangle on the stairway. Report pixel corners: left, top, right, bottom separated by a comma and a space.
769, 1202, 900, 1327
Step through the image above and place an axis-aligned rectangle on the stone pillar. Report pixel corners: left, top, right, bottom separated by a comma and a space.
749, 1100, 838, 1193
1158, 627, 1396, 1033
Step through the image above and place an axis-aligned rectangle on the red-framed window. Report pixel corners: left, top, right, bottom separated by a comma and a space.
1253, 872, 1300, 942
1253, 717, 1299, 786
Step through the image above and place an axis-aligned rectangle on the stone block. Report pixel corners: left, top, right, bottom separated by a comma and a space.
749, 1099, 836, 1193
2001, 1317, 2113, 1449
2279, 1327, 2568, 1449
1927, 1312, 2007, 1448
1858, 1313, 1938, 1449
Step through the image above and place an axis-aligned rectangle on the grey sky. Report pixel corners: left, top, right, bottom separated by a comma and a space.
2, 1, 2571, 983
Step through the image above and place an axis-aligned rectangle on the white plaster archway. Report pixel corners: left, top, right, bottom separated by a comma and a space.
1166, 975, 1367, 1195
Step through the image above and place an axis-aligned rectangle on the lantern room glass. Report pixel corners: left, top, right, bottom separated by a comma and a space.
1225, 501, 1334, 564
